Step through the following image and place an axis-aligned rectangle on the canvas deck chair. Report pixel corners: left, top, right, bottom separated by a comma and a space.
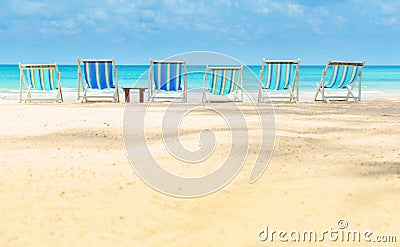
77, 58, 119, 103
148, 60, 187, 102
19, 63, 63, 103
315, 60, 365, 102
258, 59, 300, 103
202, 66, 243, 102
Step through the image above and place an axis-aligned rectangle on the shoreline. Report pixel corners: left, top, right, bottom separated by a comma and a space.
1, 89, 399, 103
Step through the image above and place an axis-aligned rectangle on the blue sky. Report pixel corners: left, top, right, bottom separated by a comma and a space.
0, 0, 399, 65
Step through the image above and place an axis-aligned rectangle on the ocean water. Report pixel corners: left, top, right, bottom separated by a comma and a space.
1, 64, 399, 98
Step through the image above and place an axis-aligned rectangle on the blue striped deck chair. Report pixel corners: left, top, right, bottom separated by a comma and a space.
148, 60, 187, 102
19, 63, 63, 103
202, 66, 243, 102
77, 58, 119, 103
258, 59, 300, 103
315, 60, 365, 102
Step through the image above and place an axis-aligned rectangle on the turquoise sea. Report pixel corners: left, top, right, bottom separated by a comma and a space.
0, 65, 399, 97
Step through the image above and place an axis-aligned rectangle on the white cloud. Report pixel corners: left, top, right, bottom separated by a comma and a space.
307, 16, 324, 34
256, 7, 270, 15
64, 19, 75, 29
195, 23, 215, 31
11, 0, 47, 15
304, 7, 330, 35
371, 1, 399, 14
50, 20, 59, 27
315, 6, 328, 16
114, 3, 136, 14
213, 0, 232, 7
255, 0, 305, 16
336, 16, 346, 26
352, 0, 400, 28
91, 8, 108, 20
288, 3, 304, 16
112, 35, 126, 44
382, 17, 397, 26
38, 19, 80, 37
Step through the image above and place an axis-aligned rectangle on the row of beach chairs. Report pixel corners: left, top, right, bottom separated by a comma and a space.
18, 58, 365, 103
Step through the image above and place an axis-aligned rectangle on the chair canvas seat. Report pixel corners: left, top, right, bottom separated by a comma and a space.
77, 58, 120, 103
19, 63, 63, 103
148, 60, 187, 102
258, 59, 300, 103
202, 66, 243, 102
315, 60, 365, 102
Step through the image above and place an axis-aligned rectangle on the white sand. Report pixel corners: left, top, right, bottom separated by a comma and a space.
0, 99, 399, 246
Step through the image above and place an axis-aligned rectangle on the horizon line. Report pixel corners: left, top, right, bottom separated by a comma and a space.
0, 63, 398, 66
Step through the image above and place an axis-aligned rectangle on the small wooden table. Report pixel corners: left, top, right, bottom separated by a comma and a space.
122, 87, 147, 103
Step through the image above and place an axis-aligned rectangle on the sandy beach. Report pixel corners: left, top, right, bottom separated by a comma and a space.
0, 99, 399, 246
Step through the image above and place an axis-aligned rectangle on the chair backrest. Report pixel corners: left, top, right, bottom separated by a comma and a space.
78, 59, 116, 90
323, 60, 365, 89
19, 64, 60, 91
260, 59, 300, 90
150, 60, 186, 91
205, 66, 243, 96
